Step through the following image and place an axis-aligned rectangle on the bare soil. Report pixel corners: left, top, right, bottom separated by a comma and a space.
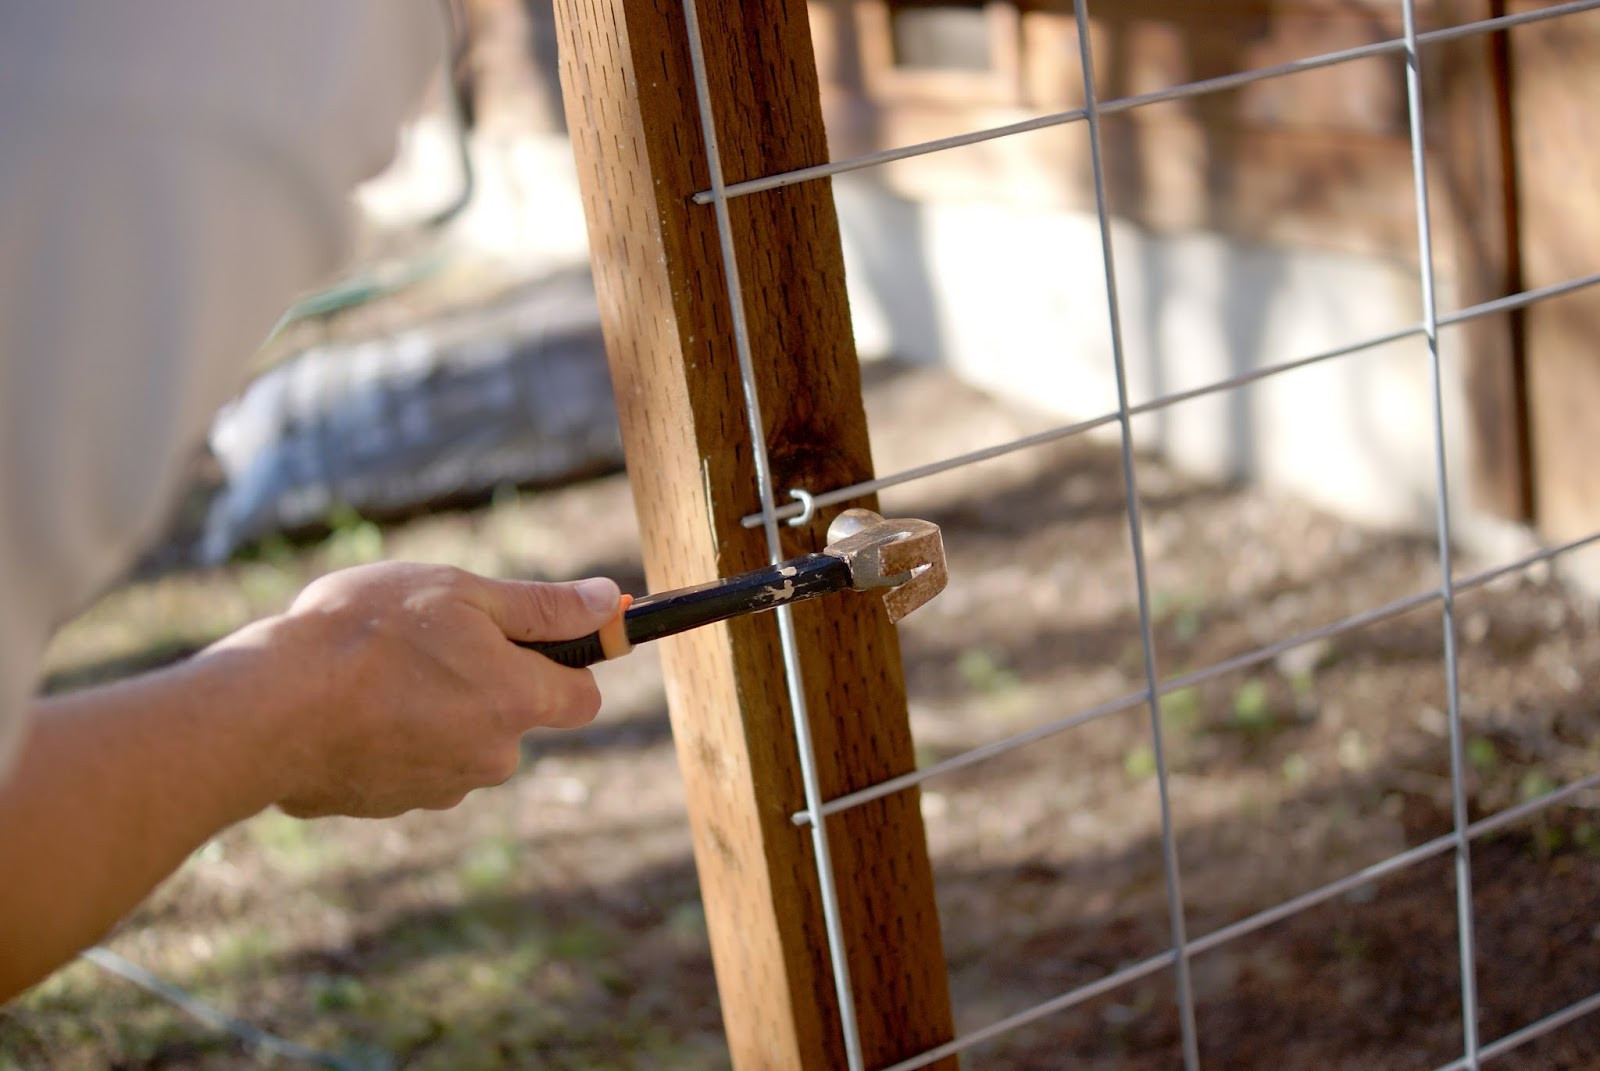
5, 361, 1600, 1070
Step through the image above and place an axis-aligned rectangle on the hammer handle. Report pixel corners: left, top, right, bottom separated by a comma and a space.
518, 552, 853, 669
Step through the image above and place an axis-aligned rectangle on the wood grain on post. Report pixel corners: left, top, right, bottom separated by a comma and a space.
552, 1, 957, 1067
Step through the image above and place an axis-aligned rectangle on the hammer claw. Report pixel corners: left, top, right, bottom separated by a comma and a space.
823, 509, 948, 622
520, 508, 948, 667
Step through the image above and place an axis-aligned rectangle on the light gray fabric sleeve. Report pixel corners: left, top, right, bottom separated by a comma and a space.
0, 1, 441, 776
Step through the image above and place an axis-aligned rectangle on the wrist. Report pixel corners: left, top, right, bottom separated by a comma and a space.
187, 611, 327, 816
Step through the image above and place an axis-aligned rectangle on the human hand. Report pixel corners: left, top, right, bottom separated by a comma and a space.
243, 562, 621, 819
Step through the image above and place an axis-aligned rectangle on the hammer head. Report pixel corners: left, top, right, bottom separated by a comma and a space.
823, 508, 949, 623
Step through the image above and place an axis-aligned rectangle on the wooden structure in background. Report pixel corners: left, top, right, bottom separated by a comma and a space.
1433, 0, 1532, 522
812, 0, 1600, 557
536, 0, 1597, 1058
468, 0, 1600, 563
815, 1, 1432, 260
553, 1, 956, 1067
1508, 1, 1600, 567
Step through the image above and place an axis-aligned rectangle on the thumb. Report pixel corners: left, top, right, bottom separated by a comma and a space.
471, 576, 621, 643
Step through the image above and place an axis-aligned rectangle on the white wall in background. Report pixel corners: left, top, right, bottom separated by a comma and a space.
836, 174, 1487, 539
354, 121, 1512, 550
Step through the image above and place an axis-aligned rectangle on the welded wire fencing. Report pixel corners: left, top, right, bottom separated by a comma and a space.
680, 0, 1600, 1068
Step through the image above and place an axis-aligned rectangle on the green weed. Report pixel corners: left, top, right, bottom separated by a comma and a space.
1231, 678, 1273, 733
322, 504, 385, 568
1161, 686, 1201, 729
309, 973, 369, 1013
460, 836, 520, 895
1153, 589, 1206, 644
549, 921, 615, 963
1123, 744, 1157, 780
247, 810, 326, 873
1281, 752, 1312, 787
1519, 769, 1558, 802
956, 648, 1020, 693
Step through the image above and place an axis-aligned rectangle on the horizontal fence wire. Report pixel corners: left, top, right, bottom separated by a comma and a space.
740, 270, 1600, 529
79, 947, 358, 1071
681, 1, 1600, 1068
877, 768, 1600, 1071
696, 0, 1600, 207
1440, 990, 1600, 1070
796, 529, 1600, 826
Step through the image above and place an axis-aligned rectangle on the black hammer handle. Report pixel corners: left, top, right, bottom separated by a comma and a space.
519, 552, 854, 669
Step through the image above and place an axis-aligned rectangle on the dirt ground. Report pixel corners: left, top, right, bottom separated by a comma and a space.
5, 360, 1600, 1070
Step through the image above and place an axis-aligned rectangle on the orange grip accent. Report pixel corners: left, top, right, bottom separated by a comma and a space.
598, 593, 634, 660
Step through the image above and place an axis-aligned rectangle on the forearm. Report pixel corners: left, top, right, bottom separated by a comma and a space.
0, 617, 302, 1001
0, 564, 615, 1002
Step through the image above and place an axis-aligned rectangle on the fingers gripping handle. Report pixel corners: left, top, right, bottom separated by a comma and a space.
514, 511, 947, 669
518, 552, 856, 668
521, 631, 606, 669
517, 595, 634, 669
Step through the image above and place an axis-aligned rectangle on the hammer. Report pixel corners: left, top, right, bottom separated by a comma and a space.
521, 508, 948, 669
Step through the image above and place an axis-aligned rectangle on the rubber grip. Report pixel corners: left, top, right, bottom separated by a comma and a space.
521, 631, 607, 669
518, 593, 633, 668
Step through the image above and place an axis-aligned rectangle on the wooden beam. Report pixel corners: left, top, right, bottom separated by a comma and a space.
1430, 0, 1533, 520
829, 3, 1432, 265
553, 2, 957, 1068
1508, 0, 1600, 583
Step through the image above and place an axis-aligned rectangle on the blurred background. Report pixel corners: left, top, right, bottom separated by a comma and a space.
5, 1, 1600, 1068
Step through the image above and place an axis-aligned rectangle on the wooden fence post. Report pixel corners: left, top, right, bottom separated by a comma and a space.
552, 1, 958, 1067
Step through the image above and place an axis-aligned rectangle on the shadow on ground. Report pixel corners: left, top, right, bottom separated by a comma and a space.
10, 420, 1600, 1071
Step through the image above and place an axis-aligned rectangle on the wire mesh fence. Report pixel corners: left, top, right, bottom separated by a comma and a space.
678, 0, 1600, 1068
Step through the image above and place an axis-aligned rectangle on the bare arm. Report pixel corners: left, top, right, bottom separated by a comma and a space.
0, 562, 620, 1001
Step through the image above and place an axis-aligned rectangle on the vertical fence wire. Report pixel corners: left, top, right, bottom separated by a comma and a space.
693, 1, 1600, 210
677, 2, 867, 1068
1071, 2, 1202, 1066
1400, 1, 1482, 1065
58, 5, 1600, 1070
665, 2, 1600, 1067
